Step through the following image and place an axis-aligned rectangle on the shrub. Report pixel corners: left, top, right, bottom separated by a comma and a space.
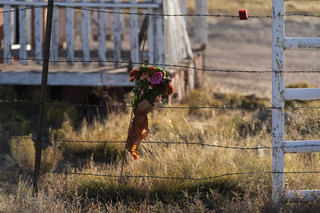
187, 90, 222, 118
51, 114, 125, 163
9, 136, 63, 172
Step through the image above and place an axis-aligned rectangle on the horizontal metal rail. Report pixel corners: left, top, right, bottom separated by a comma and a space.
284, 37, 320, 50
0, 1, 160, 9
284, 88, 320, 101
286, 190, 320, 202
284, 140, 320, 153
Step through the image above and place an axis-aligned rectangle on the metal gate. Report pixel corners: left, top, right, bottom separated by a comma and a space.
272, 0, 320, 206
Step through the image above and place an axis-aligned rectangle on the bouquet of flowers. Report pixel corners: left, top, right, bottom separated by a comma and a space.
126, 64, 177, 160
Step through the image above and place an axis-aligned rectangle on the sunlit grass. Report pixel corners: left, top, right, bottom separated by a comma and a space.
2, 87, 320, 212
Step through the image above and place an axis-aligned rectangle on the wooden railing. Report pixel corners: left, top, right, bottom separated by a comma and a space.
0, 0, 164, 68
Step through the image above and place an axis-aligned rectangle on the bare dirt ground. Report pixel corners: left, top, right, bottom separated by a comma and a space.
204, 16, 320, 99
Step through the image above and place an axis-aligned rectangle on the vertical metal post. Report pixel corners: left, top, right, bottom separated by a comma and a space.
33, 0, 55, 194
272, 0, 285, 208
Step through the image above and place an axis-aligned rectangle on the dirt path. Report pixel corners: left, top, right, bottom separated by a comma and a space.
204, 17, 320, 98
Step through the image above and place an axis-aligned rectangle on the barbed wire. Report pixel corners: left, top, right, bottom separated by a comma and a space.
0, 99, 39, 105
10, 136, 320, 151
3, 57, 320, 74
1, 4, 320, 19
1, 168, 320, 181
40, 170, 320, 180
1, 98, 320, 110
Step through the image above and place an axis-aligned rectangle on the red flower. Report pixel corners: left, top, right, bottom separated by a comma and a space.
163, 81, 174, 95
147, 66, 158, 75
129, 69, 141, 82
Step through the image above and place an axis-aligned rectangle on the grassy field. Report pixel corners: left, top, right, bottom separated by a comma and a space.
1, 1, 320, 212
1, 83, 320, 212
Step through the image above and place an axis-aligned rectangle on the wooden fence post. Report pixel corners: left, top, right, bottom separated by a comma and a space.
33, 0, 55, 194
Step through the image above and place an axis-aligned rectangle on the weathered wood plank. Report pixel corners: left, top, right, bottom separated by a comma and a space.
113, 0, 122, 68
175, 0, 192, 61
82, 0, 90, 66
154, 0, 164, 67
130, 0, 139, 65
165, 0, 177, 65
66, 0, 74, 65
19, 5, 27, 65
3, 5, 12, 64
194, 0, 207, 45
34, 0, 43, 64
180, 0, 187, 23
0, 71, 133, 87
147, 9, 154, 65
50, 6, 58, 65
98, 0, 106, 66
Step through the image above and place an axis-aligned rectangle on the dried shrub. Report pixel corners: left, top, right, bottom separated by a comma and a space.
9, 137, 63, 172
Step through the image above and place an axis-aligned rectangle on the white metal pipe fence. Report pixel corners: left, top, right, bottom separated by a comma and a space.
272, 0, 320, 207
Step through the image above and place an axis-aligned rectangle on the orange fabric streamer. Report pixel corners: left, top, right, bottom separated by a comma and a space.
126, 108, 150, 160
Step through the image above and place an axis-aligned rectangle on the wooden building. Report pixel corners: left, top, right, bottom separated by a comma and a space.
0, 0, 207, 104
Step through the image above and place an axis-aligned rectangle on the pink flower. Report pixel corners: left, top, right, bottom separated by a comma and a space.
141, 73, 149, 79
150, 72, 163, 85
148, 84, 153, 90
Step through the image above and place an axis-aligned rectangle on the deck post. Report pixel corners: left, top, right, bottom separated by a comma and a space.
66, 0, 74, 65
3, 5, 12, 64
154, 0, 164, 67
18, 3, 27, 65
113, 0, 122, 68
34, 0, 43, 64
81, 0, 90, 66
50, 6, 58, 65
194, 0, 207, 48
130, 0, 139, 65
98, 0, 106, 66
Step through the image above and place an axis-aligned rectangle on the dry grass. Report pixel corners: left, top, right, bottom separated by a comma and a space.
1, 87, 320, 212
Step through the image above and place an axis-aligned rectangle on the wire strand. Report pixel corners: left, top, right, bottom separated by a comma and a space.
3, 57, 320, 74
1, 5, 320, 19
44, 170, 320, 180
1, 98, 320, 110
10, 137, 320, 151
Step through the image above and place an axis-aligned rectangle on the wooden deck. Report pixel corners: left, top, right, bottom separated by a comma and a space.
0, 60, 132, 86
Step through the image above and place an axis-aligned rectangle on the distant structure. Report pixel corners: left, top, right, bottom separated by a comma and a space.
0, 0, 207, 103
